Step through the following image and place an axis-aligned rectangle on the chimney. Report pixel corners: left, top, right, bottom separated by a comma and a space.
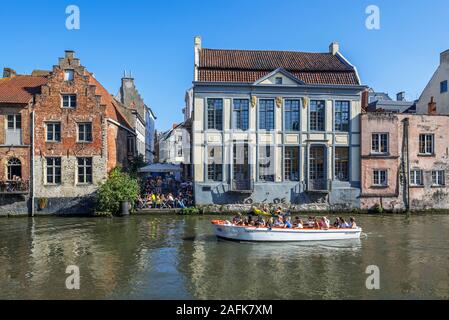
396, 91, 405, 102
194, 36, 202, 81
65, 50, 75, 59
441, 49, 449, 65
428, 96, 437, 115
3, 67, 17, 78
329, 42, 339, 55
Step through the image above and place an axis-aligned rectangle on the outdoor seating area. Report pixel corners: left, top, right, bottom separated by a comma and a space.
136, 176, 194, 209
0, 179, 29, 194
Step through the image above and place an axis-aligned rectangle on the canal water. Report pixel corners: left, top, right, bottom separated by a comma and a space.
1, 214, 448, 299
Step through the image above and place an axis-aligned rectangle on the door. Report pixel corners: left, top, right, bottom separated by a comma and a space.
233, 142, 250, 191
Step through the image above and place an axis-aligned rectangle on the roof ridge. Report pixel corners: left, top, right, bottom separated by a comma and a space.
202, 47, 330, 55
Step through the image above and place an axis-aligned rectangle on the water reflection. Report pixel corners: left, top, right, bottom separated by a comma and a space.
1, 214, 449, 299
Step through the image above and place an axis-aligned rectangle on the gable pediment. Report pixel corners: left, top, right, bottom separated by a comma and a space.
253, 68, 305, 86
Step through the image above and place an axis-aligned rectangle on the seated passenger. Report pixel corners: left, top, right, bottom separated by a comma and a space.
321, 216, 330, 229
232, 213, 242, 225
256, 215, 265, 227
333, 217, 341, 228
340, 218, 349, 229
348, 217, 357, 229
295, 219, 304, 229
284, 217, 293, 229
274, 216, 284, 227
307, 216, 316, 228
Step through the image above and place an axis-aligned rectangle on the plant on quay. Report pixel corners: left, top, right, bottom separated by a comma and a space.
96, 167, 139, 215
179, 206, 201, 215
128, 154, 147, 178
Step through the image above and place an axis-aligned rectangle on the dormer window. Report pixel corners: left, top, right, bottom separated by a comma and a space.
64, 69, 74, 81
275, 77, 283, 85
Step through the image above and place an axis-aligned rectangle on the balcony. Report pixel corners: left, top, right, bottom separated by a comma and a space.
231, 179, 254, 193
0, 180, 30, 194
307, 179, 330, 193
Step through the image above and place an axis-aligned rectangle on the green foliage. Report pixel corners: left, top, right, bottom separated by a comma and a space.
128, 154, 147, 178
92, 211, 113, 218
372, 203, 384, 214
96, 167, 139, 215
179, 206, 201, 215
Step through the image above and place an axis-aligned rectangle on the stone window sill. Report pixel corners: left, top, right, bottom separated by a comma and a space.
418, 153, 435, 157
431, 185, 445, 188
410, 185, 424, 188
371, 185, 389, 189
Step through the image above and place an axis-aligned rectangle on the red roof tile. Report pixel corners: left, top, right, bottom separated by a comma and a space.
0, 75, 47, 104
198, 48, 359, 85
87, 73, 134, 131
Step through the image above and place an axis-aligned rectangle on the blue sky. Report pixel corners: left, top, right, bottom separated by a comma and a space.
0, 0, 448, 131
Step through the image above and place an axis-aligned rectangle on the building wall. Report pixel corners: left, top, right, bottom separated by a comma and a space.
416, 50, 449, 114
145, 108, 156, 163
192, 84, 364, 208
360, 113, 449, 211
159, 128, 185, 164
32, 52, 108, 213
0, 105, 32, 184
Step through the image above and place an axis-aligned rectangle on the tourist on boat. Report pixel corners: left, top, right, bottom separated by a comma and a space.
333, 217, 341, 228
295, 219, 304, 229
348, 217, 357, 229
267, 217, 274, 229
340, 217, 349, 229
232, 213, 242, 225
307, 216, 315, 227
319, 216, 330, 229
284, 217, 293, 229
256, 215, 265, 227
274, 215, 284, 227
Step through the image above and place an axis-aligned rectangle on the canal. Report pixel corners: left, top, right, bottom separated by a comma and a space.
1, 214, 448, 299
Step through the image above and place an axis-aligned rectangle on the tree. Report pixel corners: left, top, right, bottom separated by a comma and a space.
96, 167, 139, 215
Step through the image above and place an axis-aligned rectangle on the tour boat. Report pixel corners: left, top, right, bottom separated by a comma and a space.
211, 220, 362, 242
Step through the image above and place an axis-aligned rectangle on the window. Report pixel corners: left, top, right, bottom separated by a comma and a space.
335, 101, 350, 132
7, 158, 21, 181
207, 99, 223, 130
275, 77, 283, 85
335, 147, 349, 181
371, 133, 389, 154
78, 123, 92, 142
177, 147, 183, 157
207, 146, 222, 181
310, 100, 325, 131
46, 157, 61, 184
373, 169, 388, 186
77, 157, 92, 184
284, 146, 299, 181
233, 99, 249, 130
410, 170, 423, 186
419, 134, 434, 155
7, 114, 21, 130
259, 146, 275, 182
284, 99, 300, 131
259, 99, 275, 131
441, 80, 448, 93
127, 136, 136, 155
46, 122, 61, 142
432, 170, 445, 186
62, 94, 77, 108
64, 69, 74, 81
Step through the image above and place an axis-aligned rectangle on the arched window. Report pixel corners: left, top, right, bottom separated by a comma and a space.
7, 158, 21, 181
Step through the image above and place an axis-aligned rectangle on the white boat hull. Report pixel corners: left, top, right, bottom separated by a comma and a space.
212, 221, 362, 242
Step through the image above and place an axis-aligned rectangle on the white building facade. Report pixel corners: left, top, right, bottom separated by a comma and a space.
416, 49, 449, 114
191, 37, 367, 208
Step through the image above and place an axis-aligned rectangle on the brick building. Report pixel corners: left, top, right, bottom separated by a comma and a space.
360, 112, 449, 211
0, 51, 136, 215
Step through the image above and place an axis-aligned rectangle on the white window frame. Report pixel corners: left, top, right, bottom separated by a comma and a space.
410, 169, 423, 186
371, 133, 389, 154
61, 94, 77, 109
46, 122, 61, 142
373, 169, 388, 187
64, 69, 74, 81
419, 134, 434, 155
432, 170, 445, 186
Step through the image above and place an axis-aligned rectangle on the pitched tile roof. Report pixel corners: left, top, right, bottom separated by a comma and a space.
0, 75, 47, 104
87, 73, 134, 131
198, 48, 360, 85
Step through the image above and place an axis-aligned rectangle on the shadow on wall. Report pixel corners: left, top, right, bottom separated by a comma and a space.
0, 195, 30, 216
34, 192, 98, 215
